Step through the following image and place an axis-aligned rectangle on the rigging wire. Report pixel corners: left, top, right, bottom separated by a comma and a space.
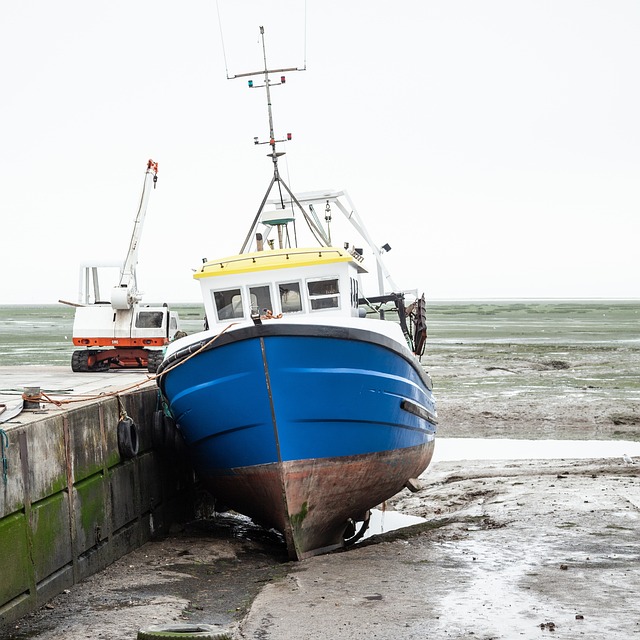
303, 0, 308, 70
216, 0, 307, 77
283, 152, 299, 247
215, 0, 231, 78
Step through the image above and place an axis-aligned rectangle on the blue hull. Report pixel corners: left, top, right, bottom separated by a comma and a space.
158, 324, 436, 558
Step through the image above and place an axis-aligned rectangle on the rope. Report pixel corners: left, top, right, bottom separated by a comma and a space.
116, 395, 128, 421
21, 392, 43, 403
0, 429, 8, 485
31, 324, 237, 409
154, 322, 236, 379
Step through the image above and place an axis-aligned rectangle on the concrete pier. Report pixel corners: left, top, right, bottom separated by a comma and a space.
0, 366, 197, 627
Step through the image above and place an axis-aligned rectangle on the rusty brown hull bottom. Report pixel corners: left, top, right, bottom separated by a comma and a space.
200, 442, 435, 559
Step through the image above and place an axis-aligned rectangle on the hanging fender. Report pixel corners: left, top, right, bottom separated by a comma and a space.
117, 416, 139, 459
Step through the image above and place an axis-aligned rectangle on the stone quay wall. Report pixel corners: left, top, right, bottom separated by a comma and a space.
0, 386, 196, 626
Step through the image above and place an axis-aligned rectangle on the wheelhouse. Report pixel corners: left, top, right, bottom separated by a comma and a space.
194, 247, 366, 327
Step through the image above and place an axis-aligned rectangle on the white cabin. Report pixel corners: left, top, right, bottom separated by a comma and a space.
194, 247, 367, 327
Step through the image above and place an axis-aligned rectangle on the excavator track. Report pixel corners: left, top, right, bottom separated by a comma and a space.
71, 350, 90, 372
147, 350, 164, 374
71, 350, 110, 372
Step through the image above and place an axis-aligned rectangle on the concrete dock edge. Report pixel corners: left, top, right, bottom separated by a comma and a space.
0, 384, 197, 627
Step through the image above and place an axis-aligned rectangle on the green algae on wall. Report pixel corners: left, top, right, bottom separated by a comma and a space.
30, 492, 72, 582
74, 473, 108, 554
0, 512, 32, 605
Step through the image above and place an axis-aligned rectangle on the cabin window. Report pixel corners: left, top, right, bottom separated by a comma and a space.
249, 285, 273, 316
350, 277, 359, 308
307, 278, 340, 310
135, 311, 164, 328
169, 316, 178, 332
279, 282, 303, 313
213, 288, 244, 320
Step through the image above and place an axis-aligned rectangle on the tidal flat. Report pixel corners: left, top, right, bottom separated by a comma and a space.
424, 300, 640, 442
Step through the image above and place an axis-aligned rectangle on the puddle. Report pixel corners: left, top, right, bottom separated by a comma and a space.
361, 508, 426, 540
432, 438, 640, 462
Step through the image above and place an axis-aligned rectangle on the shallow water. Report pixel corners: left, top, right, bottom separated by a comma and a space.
0, 303, 206, 366
433, 437, 640, 462
364, 508, 427, 538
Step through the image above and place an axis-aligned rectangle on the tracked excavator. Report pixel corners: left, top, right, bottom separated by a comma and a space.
67, 160, 179, 373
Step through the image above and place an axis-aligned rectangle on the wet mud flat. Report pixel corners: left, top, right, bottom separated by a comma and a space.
243, 458, 640, 640
5, 457, 639, 640
3, 515, 290, 639
426, 301, 640, 442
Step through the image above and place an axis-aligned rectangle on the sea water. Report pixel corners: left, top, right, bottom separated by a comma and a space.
0, 303, 207, 366
1, 299, 638, 363
433, 437, 640, 461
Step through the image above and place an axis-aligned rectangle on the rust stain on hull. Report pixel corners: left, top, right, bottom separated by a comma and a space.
200, 441, 435, 560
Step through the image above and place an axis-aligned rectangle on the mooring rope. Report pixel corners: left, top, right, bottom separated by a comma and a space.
0, 429, 8, 485
28, 323, 237, 409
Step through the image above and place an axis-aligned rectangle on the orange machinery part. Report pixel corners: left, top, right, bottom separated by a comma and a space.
72, 337, 169, 347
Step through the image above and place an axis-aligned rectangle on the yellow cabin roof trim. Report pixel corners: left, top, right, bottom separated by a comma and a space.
194, 247, 365, 279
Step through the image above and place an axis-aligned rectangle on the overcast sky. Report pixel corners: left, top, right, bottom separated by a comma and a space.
1, 0, 639, 304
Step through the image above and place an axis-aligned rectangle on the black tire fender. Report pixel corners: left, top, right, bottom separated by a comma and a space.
117, 416, 139, 459
137, 623, 232, 639
163, 413, 177, 449
174, 426, 189, 459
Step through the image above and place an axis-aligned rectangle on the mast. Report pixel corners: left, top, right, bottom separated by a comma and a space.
230, 27, 328, 253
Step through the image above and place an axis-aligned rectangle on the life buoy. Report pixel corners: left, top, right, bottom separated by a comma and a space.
117, 416, 139, 459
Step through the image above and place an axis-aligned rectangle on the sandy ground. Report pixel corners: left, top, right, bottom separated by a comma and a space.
3, 343, 640, 640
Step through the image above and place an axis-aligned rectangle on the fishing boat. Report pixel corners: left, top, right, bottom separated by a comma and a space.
156, 28, 437, 559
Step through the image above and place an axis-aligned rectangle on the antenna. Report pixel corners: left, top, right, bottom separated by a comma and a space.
229, 27, 326, 254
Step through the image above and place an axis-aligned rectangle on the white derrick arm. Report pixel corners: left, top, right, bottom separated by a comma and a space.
113, 160, 158, 308
334, 191, 398, 295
